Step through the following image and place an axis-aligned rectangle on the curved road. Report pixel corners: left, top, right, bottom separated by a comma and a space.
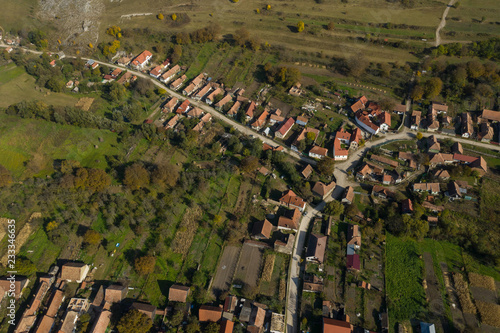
2, 44, 500, 333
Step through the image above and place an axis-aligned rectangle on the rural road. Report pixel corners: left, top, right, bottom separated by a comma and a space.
435, 0, 457, 46
3, 44, 500, 333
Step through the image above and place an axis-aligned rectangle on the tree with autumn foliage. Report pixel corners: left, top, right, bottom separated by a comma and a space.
134, 255, 156, 275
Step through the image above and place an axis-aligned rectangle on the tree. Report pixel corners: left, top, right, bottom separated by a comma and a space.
347, 55, 368, 77
297, 21, 305, 32
124, 163, 150, 190
317, 157, 335, 176
467, 60, 485, 79
424, 77, 443, 99
327, 22, 335, 30
411, 85, 424, 100
16, 257, 36, 276
172, 13, 177, 21
233, 28, 250, 46
45, 221, 59, 232
106, 25, 122, 38
416, 132, 423, 140
134, 255, 156, 275
157, 13, 164, 20
324, 200, 344, 216
151, 163, 180, 187
83, 230, 102, 245
171, 44, 182, 63
306, 132, 317, 141
240, 156, 259, 173
206, 322, 220, 333
266, 4, 271, 10
0, 164, 12, 187
116, 309, 153, 333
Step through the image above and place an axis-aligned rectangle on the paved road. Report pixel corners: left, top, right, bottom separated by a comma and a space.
435, 0, 457, 46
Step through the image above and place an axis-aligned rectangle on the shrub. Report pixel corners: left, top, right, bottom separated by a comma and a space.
157, 13, 164, 20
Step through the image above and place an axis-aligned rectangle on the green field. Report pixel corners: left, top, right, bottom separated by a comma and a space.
0, 63, 79, 108
386, 234, 427, 326
0, 114, 121, 178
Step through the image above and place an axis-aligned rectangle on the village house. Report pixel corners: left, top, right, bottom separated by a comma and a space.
427, 135, 441, 153
413, 183, 441, 195
430, 102, 448, 114
60, 262, 89, 283
132, 302, 157, 320
278, 208, 301, 231
351, 96, 368, 113
371, 154, 399, 168
215, 94, 233, 111
428, 153, 454, 167
199, 305, 223, 322
249, 306, 266, 328
176, 99, 190, 114
426, 107, 439, 132
269, 114, 285, 125
296, 115, 308, 126
117, 56, 131, 66
59, 298, 90, 333
323, 318, 352, 333
393, 104, 406, 115
169, 285, 190, 303
104, 285, 127, 303
89, 307, 112, 333
193, 83, 212, 100
279, 190, 306, 211
289, 82, 303, 96
301, 164, 313, 179
291, 127, 320, 152
342, 186, 354, 204
306, 234, 327, 264
480, 109, 500, 123
347, 224, 361, 249
200, 113, 212, 123
205, 87, 224, 105
355, 111, 379, 135
165, 115, 179, 130
478, 122, 494, 142
183, 73, 205, 96
309, 145, 328, 159
347, 254, 361, 271
252, 219, 273, 239
186, 107, 203, 118
428, 216, 439, 227
275, 118, 295, 139
411, 110, 421, 130
461, 112, 474, 138
245, 101, 256, 121
311, 181, 336, 200
251, 110, 269, 131
220, 319, 234, 333
401, 199, 413, 214
163, 97, 178, 113
432, 169, 450, 181
0, 276, 29, 300
447, 181, 462, 200
149, 63, 166, 78
160, 64, 181, 84
226, 101, 241, 117
372, 185, 394, 199
378, 112, 391, 131
130, 50, 153, 70
170, 75, 187, 90
452, 142, 463, 154
382, 174, 392, 185
398, 151, 417, 169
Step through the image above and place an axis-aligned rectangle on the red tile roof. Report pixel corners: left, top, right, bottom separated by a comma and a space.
323, 318, 352, 333
276, 117, 295, 136
347, 254, 360, 271
199, 305, 222, 322
246, 101, 256, 118
252, 219, 273, 239
169, 285, 190, 302
481, 109, 500, 122
131, 50, 153, 67
309, 145, 328, 157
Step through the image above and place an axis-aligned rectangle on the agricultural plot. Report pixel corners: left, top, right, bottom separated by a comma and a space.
233, 243, 264, 290
211, 245, 241, 299
259, 253, 287, 297
386, 234, 427, 328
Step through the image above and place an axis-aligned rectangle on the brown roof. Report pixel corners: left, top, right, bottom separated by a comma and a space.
90, 310, 111, 333
196, 83, 212, 98
131, 50, 152, 67
279, 190, 306, 210
372, 185, 394, 198
323, 318, 351, 333
35, 315, 55, 333
249, 306, 266, 327
220, 319, 234, 333
227, 101, 241, 116
104, 285, 126, 303
251, 110, 269, 128
481, 109, 500, 122
471, 156, 487, 173
402, 199, 413, 213
357, 164, 372, 176
187, 107, 203, 118
448, 181, 461, 197
46, 289, 65, 317
343, 186, 354, 203
306, 234, 327, 263
296, 115, 308, 124
246, 101, 256, 118
199, 305, 222, 322
131, 302, 156, 319
161, 64, 181, 81
433, 169, 450, 179
252, 219, 273, 239
393, 104, 406, 113
347, 224, 361, 247
223, 296, 238, 313
422, 201, 444, 212
452, 142, 463, 154
356, 112, 379, 132
170, 74, 187, 89
413, 183, 441, 193
312, 181, 336, 198
215, 94, 233, 108
0, 276, 29, 299
169, 285, 190, 302
371, 154, 398, 168
301, 164, 313, 178
309, 145, 328, 157
60, 263, 87, 282
431, 102, 448, 113
278, 208, 301, 230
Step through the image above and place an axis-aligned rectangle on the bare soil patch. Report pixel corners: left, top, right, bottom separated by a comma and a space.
211, 245, 241, 299
233, 243, 264, 289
